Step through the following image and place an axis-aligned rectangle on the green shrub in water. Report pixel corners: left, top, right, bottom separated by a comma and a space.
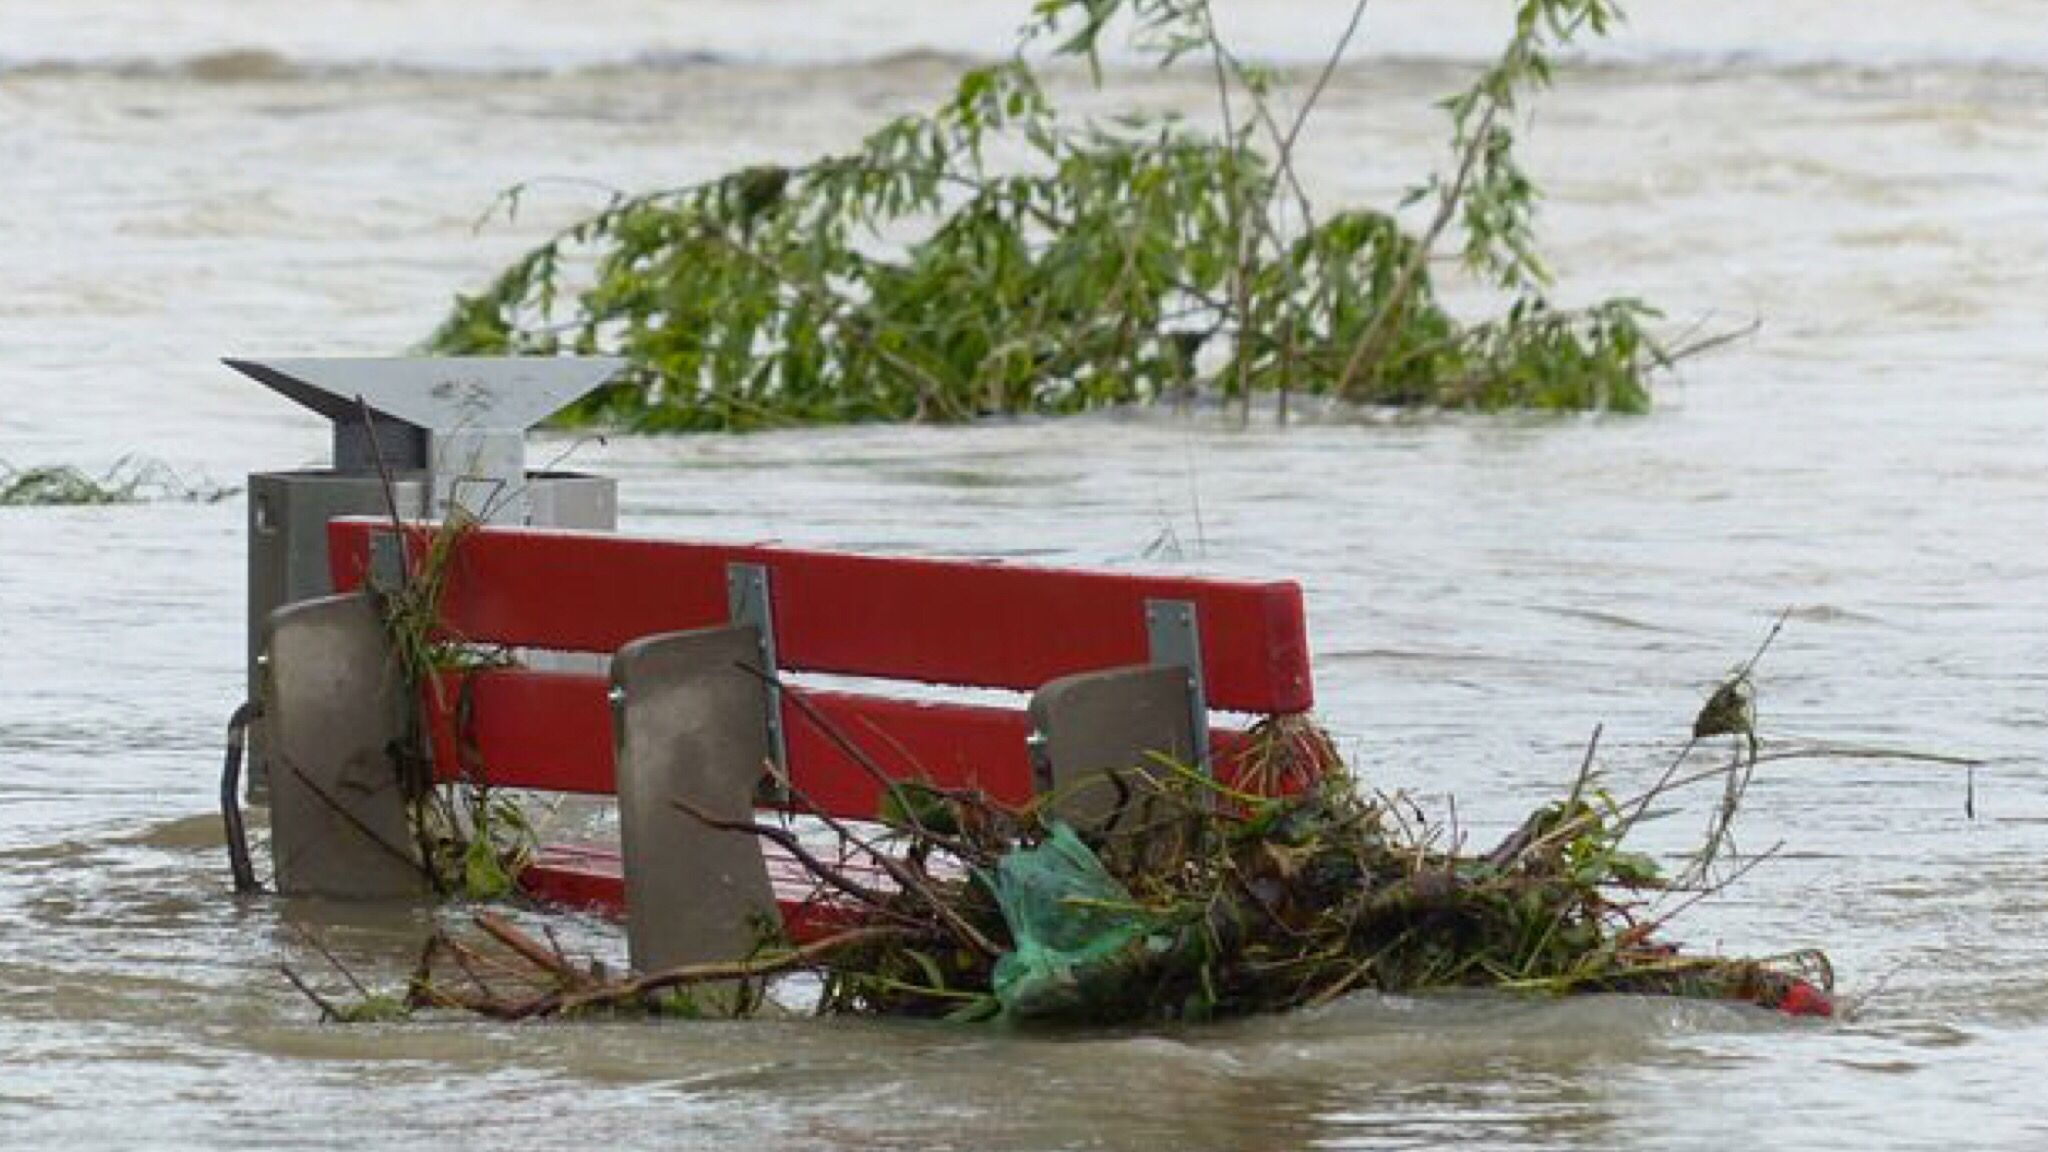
427, 0, 1673, 430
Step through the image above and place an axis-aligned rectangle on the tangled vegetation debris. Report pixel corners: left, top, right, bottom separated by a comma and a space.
426, 0, 1722, 430
0, 457, 235, 506
340, 480, 539, 903
278, 431, 1836, 1027
285, 625, 1838, 1028
401, 753, 1829, 1024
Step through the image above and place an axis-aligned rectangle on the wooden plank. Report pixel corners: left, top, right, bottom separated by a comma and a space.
523, 843, 871, 941
420, 668, 1037, 808
329, 518, 1314, 714
424, 668, 614, 790
420, 668, 1305, 814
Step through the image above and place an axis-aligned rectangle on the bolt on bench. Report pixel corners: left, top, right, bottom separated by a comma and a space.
260, 516, 1322, 976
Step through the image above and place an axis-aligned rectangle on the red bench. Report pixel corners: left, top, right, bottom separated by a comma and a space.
262, 516, 1320, 974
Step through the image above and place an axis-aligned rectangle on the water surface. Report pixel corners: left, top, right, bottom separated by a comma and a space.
2, 2, 2044, 1148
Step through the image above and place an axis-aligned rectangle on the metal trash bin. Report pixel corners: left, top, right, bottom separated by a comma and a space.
228, 356, 624, 801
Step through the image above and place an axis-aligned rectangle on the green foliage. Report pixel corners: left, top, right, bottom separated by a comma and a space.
0, 457, 235, 506
371, 514, 538, 902
415, 782, 536, 901
426, 0, 1664, 429
0, 464, 138, 506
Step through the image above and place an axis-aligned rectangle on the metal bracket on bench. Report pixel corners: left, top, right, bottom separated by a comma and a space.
726, 562, 788, 800
1145, 598, 1211, 775
367, 525, 408, 594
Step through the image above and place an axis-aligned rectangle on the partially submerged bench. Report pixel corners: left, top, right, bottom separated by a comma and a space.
261, 516, 1320, 974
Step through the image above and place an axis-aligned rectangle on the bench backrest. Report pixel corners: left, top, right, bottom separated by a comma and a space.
326, 517, 1316, 815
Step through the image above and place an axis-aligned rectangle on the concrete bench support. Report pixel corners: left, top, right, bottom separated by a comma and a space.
263, 592, 426, 899
612, 625, 780, 1008
1029, 665, 1197, 832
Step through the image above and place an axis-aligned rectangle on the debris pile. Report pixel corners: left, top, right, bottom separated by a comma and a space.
307, 701, 1833, 1026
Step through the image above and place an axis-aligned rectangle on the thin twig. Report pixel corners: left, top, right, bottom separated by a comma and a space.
290, 923, 372, 999
354, 395, 408, 538
1649, 840, 1784, 927
473, 910, 579, 984
1662, 317, 1761, 364
1265, 0, 1371, 233
731, 663, 989, 865
280, 964, 340, 1021
1748, 744, 1983, 769
1565, 724, 1603, 815
558, 926, 907, 1014
681, 686, 1005, 960
669, 795, 907, 913
275, 759, 430, 882
1335, 99, 1501, 397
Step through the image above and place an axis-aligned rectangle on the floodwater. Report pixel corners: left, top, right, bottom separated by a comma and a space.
1, 1, 2045, 1148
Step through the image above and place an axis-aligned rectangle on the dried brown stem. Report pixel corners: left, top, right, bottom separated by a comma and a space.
549, 926, 907, 1016
473, 910, 581, 985
280, 964, 340, 1021
734, 662, 996, 866
1336, 99, 1502, 397
669, 795, 906, 913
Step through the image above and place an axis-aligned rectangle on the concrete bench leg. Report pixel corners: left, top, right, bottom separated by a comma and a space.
1027, 665, 1198, 837
611, 625, 779, 1010
262, 592, 427, 899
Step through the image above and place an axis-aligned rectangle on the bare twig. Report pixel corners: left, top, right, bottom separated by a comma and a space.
473, 910, 580, 984
354, 395, 408, 539
555, 926, 907, 1015
669, 795, 907, 913
1662, 317, 1762, 364
290, 923, 372, 999
731, 662, 996, 867
280, 964, 340, 1021
1335, 99, 1502, 397
1264, 0, 1370, 233
274, 760, 430, 882
1649, 841, 1784, 927
683, 681, 1006, 960
438, 926, 909, 1021
1565, 724, 1603, 816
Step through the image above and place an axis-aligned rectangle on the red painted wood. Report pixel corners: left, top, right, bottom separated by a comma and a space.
330, 518, 1314, 714
418, 668, 1305, 814
522, 844, 872, 941
519, 853, 623, 913
424, 669, 615, 791
419, 669, 1037, 808
334, 517, 1330, 927
785, 689, 1037, 810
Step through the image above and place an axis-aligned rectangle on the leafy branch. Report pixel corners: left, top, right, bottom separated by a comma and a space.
427, 0, 1689, 430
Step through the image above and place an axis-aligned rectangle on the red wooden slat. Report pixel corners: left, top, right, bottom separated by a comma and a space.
522, 845, 871, 941
425, 668, 615, 790
330, 518, 1313, 714
519, 856, 623, 913
420, 668, 1308, 815
420, 669, 1036, 808
786, 689, 1036, 810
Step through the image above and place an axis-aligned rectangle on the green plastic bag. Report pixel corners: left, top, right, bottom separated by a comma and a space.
987, 822, 1155, 1020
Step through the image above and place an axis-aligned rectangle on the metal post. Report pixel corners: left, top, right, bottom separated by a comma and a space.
1145, 598, 1211, 775
726, 563, 788, 798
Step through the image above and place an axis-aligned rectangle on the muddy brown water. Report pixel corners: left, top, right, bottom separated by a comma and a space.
2, 2, 2045, 1148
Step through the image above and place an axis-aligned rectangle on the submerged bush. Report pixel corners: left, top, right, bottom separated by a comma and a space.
428, 0, 1673, 430
0, 457, 234, 506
